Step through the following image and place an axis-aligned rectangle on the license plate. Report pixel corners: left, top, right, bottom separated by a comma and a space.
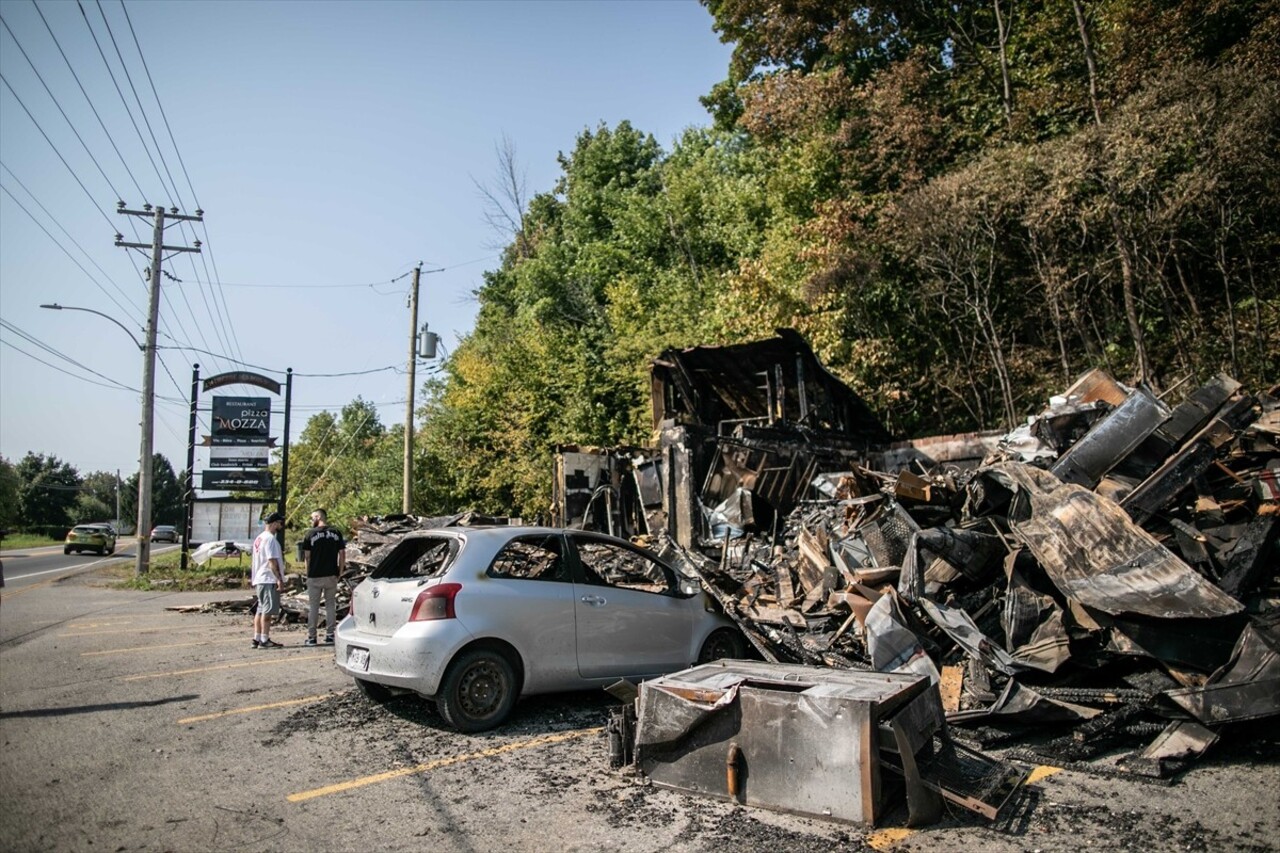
348, 647, 370, 672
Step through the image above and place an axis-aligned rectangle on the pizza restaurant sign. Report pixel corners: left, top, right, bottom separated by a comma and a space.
212, 397, 271, 438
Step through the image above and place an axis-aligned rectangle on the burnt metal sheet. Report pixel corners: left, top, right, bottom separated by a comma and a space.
917, 598, 1022, 676
1050, 387, 1170, 489
865, 595, 940, 683
1217, 515, 1279, 599
1161, 621, 1280, 725
1003, 554, 1072, 672
1120, 395, 1257, 524
1128, 720, 1219, 778
947, 679, 1102, 724
988, 462, 1243, 620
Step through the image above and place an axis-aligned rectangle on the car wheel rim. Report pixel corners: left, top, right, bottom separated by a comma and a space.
458, 661, 504, 718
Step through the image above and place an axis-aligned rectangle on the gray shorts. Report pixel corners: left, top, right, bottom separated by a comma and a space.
255, 583, 281, 616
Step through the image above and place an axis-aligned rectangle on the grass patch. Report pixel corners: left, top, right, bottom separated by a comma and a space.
111, 549, 254, 591
1, 534, 64, 549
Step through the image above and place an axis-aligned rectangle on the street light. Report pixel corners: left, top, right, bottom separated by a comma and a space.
40, 302, 152, 576
40, 304, 144, 350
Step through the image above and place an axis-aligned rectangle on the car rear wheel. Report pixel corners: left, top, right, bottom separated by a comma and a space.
437, 648, 518, 733
698, 628, 746, 664
354, 677, 394, 703
64, 547, 71, 554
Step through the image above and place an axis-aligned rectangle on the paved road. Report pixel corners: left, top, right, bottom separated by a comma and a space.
0, 542, 179, 586
1, 566, 1277, 852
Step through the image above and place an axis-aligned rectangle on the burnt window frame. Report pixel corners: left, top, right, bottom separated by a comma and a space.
566, 533, 689, 598
486, 533, 570, 583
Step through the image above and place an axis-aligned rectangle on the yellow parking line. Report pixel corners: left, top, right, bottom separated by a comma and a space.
62, 626, 230, 638
867, 828, 913, 850
83, 637, 247, 657
68, 620, 134, 629
287, 727, 604, 802
1, 580, 56, 599
178, 693, 337, 724
122, 653, 331, 681
1026, 765, 1063, 784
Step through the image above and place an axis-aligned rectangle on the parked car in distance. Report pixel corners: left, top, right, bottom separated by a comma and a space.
65, 524, 117, 555
335, 526, 747, 732
150, 525, 178, 543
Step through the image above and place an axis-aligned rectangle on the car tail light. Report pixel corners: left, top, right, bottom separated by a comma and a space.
409, 583, 461, 621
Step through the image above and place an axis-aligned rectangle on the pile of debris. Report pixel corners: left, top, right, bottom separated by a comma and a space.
660, 370, 1278, 777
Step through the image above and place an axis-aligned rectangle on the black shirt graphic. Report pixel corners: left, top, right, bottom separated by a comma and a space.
301, 526, 345, 578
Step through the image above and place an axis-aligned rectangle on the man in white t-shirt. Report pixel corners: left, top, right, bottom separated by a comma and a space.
251, 512, 287, 648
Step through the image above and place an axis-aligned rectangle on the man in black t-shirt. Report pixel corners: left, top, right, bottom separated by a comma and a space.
300, 509, 346, 645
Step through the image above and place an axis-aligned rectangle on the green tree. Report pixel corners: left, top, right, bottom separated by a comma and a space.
119, 455, 185, 529
284, 398, 402, 526
16, 453, 80, 531
75, 471, 123, 525
0, 456, 19, 530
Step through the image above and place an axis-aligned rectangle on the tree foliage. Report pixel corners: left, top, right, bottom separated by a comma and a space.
0, 456, 21, 530
15, 452, 80, 530
119, 455, 185, 528
282, 397, 401, 527
298, 4, 1280, 522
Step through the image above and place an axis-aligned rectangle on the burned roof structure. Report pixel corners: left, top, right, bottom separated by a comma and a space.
553, 330, 894, 547
650, 327, 892, 444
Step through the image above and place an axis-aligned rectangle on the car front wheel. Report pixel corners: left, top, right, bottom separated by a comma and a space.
698, 628, 746, 664
437, 648, 518, 733
64, 547, 71, 554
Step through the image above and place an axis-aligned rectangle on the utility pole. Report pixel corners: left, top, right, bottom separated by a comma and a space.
403, 264, 422, 514
116, 203, 202, 575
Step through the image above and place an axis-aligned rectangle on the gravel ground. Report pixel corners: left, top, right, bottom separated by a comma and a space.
266, 677, 1280, 853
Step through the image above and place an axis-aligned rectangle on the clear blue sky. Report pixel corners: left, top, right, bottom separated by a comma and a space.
0, 0, 732, 489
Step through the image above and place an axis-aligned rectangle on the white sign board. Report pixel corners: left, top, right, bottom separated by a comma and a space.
210, 445, 269, 468
191, 500, 273, 546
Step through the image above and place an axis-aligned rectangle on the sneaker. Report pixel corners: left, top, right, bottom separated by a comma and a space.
303, 637, 318, 646
251, 639, 261, 649
323, 635, 335, 644
259, 639, 283, 649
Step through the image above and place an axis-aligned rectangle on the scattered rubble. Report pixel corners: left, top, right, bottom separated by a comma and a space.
334, 332, 1276, 786
649, 366, 1278, 779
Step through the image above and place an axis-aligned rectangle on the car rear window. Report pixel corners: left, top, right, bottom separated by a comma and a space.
72, 526, 100, 535
370, 536, 458, 580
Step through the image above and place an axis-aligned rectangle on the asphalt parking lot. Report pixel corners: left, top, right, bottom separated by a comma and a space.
1, 565, 1277, 852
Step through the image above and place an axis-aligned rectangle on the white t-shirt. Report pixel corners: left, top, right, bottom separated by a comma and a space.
251, 528, 283, 585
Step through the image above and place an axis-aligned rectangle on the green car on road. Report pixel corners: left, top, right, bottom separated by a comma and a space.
64, 524, 117, 555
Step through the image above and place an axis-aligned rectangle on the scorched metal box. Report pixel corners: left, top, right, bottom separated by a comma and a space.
634, 660, 939, 825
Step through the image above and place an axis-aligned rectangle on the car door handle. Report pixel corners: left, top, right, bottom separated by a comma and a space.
580, 595, 607, 606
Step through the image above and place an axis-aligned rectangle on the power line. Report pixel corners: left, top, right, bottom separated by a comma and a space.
0, 175, 144, 319
117, 0, 245, 367
0, 12, 125, 201
77, 0, 169, 205
1, 337, 134, 393
0, 73, 121, 235
6, 3, 225, 376
93, 0, 182, 207
31, 0, 147, 200
151, 336, 406, 378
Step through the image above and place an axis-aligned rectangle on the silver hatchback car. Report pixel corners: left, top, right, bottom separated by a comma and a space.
335, 526, 746, 731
